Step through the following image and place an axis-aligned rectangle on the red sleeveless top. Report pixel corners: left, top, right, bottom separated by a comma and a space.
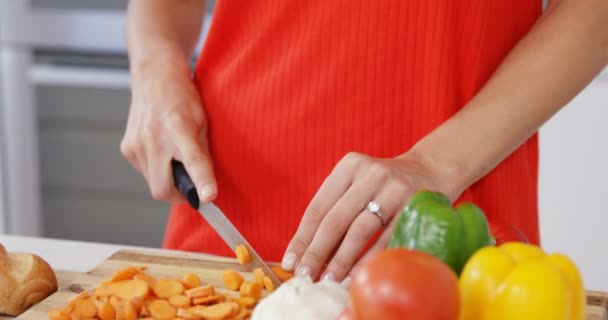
163, 0, 543, 261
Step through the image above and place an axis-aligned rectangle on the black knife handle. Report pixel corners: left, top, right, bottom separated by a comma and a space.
171, 160, 200, 209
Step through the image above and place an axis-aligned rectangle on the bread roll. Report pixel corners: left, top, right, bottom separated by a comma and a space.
0, 243, 58, 316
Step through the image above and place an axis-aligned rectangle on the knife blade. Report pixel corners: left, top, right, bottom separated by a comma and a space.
171, 160, 282, 287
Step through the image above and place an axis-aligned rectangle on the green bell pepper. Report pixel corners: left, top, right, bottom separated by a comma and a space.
388, 190, 494, 275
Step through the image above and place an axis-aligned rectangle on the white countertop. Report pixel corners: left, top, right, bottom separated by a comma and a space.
0, 234, 166, 272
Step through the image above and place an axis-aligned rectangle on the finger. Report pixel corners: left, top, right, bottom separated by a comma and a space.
282, 155, 364, 271
167, 114, 217, 202
341, 209, 402, 287
322, 184, 409, 282
145, 142, 185, 202
295, 180, 378, 280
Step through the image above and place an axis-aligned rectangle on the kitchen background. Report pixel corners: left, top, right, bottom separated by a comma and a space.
1, 1, 607, 289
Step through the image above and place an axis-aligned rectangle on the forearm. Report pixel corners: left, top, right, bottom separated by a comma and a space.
126, 0, 206, 74
409, 0, 608, 200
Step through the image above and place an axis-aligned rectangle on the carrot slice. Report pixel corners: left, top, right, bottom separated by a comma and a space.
233, 296, 257, 309
176, 308, 202, 320
139, 304, 150, 317
109, 280, 150, 300
263, 276, 276, 292
235, 245, 251, 265
123, 300, 138, 320
132, 297, 145, 313
68, 291, 91, 304
252, 268, 265, 286
270, 266, 295, 282
223, 270, 244, 291
185, 285, 214, 298
93, 285, 113, 298
168, 295, 191, 309
110, 267, 141, 283
73, 298, 97, 318
191, 294, 224, 305
97, 301, 115, 320
198, 302, 236, 320
115, 303, 126, 320
108, 296, 121, 310
230, 307, 252, 320
181, 273, 201, 289
134, 273, 157, 288
148, 300, 177, 320
153, 279, 185, 298
48, 309, 69, 320
239, 282, 262, 300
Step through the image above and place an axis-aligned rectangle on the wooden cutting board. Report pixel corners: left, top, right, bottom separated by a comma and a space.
16, 249, 263, 320
13, 249, 608, 320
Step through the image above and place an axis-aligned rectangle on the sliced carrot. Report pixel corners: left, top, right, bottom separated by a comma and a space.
180, 273, 201, 289
108, 296, 121, 311
115, 303, 126, 320
153, 279, 185, 298
191, 294, 224, 305
93, 285, 113, 298
148, 300, 177, 320
168, 295, 191, 309
198, 302, 236, 320
48, 309, 69, 320
176, 308, 202, 320
185, 285, 214, 298
263, 276, 276, 292
129, 297, 144, 314
73, 298, 97, 318
123, 300, 138, 320
239, 282, 262, 300
181, 306, 207, 319
232, 296, 257, 309
134, 273, 157, 288
97, 280, 110, 287
139, 304, 150, 317
68, 291, 91, 304
222, 270, 244, 291
252, 268, 265, 286
235, 245, 251, 265
97, 301, 115, 320
270, 266, 295, 282
110, 266, 141, 283
230, 307, 252, 320
109, 280, 150, 300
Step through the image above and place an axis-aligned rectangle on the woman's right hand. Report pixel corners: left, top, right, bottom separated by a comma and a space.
120, 51, 217, 203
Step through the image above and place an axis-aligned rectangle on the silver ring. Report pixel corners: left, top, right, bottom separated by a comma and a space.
366, 201, 386, 226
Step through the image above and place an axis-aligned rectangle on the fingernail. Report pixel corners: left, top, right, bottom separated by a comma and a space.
281, 252, 297, 271
200, 184, 216, 200
296, 266, 312, 278
320, 272, 336, 282
341, 276, 352, 288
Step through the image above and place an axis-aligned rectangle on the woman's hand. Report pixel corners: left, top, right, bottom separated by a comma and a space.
282, 152, 455, 283
120, 52, 217, 203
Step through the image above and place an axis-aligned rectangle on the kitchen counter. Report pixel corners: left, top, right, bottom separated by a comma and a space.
0, 234, 167, 272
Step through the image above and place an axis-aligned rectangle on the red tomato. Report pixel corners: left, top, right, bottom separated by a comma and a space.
349, 248, 460, 320
489, 221, 529, 245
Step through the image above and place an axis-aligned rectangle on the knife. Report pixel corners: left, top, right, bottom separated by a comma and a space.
171, 160, 282, 287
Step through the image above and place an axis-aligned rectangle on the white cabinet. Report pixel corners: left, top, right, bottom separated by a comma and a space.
539, 67, 608, 290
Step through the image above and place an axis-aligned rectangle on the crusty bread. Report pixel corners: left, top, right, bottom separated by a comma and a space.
0, 243, 58, 316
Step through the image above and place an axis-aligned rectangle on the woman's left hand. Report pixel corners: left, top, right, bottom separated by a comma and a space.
281, 151, 453, 283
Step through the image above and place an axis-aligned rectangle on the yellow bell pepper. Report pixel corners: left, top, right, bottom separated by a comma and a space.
458, 242, 585, 320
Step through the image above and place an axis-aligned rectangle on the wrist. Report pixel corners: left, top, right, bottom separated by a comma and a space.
128, 44, 192, 82
399, 143, 474, 203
